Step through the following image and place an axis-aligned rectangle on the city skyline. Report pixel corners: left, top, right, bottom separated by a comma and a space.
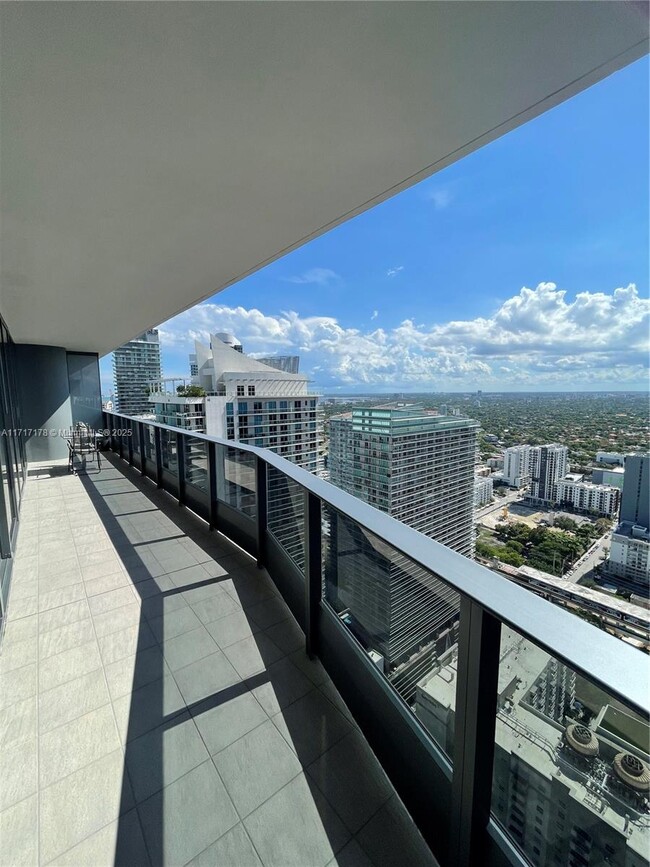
100, 57, 648, 396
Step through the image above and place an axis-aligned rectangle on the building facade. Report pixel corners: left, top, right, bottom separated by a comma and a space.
591, 467, 625, 490
474, 475, 494, 507
619, 455, 649, 529
556, 479, 621, 518
529, 444, 569, 504
502, 445, 532, 488
112, 330, 162, 416
327, 405, 479, 700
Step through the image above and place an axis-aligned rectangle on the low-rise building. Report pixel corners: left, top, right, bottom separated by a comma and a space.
607, 522, 650, 591
557, 479, 621, 518
474, 475, 494, 507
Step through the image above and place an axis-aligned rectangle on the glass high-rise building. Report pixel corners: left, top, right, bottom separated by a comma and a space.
112, 329, 162, 416
327, 405, 479, 699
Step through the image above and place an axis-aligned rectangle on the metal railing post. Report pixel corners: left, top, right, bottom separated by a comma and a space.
208, 441, 219, 531
176, 431, 186, 506
127, 419, 134, 465
118, 417, 125, 460
154, 427, 163, 489
256, 456, 267, 569
449, 598, 501, 867
304, 492, 322, 659
138, 422, 146, 476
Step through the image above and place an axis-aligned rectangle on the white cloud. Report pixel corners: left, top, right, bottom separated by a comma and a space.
285, 268, 340, 286
426, 188, 453, 210
158, 283, 649, 390
371, 310, 379, 320
386, 266, 404, 278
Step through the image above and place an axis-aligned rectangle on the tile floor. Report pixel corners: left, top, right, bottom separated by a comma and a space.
0, 453, 438, 867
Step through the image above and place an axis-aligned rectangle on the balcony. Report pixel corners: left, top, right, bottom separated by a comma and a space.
3, 414, 646, 867
0, 451, 435, 866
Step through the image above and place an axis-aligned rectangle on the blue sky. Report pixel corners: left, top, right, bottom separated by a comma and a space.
101, 57, 649, 395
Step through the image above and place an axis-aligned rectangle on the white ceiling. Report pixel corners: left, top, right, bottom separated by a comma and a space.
1, 2, 647, 355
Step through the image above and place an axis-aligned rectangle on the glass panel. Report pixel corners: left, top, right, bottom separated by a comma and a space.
323, 504, 460, 757
143, 425, 155, 461
161, 429, 178, 472
184, 436, 208, 492
66, 352, 102, 429
267, 465, 305, 573
131, 422, 141, 455
217, 445, 256, 519
491, 626, 649, 867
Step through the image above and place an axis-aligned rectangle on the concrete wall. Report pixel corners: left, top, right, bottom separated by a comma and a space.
15, 344, 73, 461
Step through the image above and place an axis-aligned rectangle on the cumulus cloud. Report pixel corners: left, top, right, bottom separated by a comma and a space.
285, 268, 339, 286
386, 266, 404, 278
158, 283, 648, 389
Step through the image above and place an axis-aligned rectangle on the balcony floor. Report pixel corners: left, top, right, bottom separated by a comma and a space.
0, 453, 437, 867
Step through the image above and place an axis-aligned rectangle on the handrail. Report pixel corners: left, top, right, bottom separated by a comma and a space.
105, 410, 649, 718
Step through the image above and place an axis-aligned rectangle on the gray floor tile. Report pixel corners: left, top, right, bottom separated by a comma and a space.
113, 674, 186, 744
307, 731, 393, 833
0, 793, 39, 866
245, 596, 292, 629
3, 613, 38, 644
39, 668, 111, 734
168, 562, 225, 590
355, 796, 438, 867
49, 807, 151, 867
264, 616, 305, 654
38, 616, 95, 660
88, 585, 138, 616
225, 572, 278, 608
39, 703, 121, 788
189, 589, 242, 626
39, 565, 83, 591
104, 644, 170, 701
84, 569, 131, 597
1, 737, 38, 811
7, 593, 39, 620
223, 632, 286, 679
173, 650, 241, 707
126, 711, 210, 803
192, 687, 268, 756
0, 695, 37, 749
82, 559, 127, 582
39, 583, 86, 612
0, 635, 38, 674
0, 662, 37, 711
186, 822, 263, 867
161, 625, 220, 672
38, 599, 90, 634
326, 839, 374, 867
272, 690, 353, 766
40, 748, 134, 864
146, 604, 203, 642
97, 620, 157, 666
205, 609, 262, 649
244, 773, 350, 867
39, 639, 103, 692
93, 601, 142, 638
138, 760, 238, 866
214, 719, 303, 817
250, 657, 315, 717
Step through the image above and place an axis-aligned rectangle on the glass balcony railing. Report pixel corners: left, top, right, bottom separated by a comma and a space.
105, 411, 650, 867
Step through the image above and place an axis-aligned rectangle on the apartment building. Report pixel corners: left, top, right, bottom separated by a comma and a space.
327, 405, 478, 699
474, 475, 494, 508
112, 330, 162, 416
528, 444, 569, 504
556, 478, 621, 518
502, 444, 532, 488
